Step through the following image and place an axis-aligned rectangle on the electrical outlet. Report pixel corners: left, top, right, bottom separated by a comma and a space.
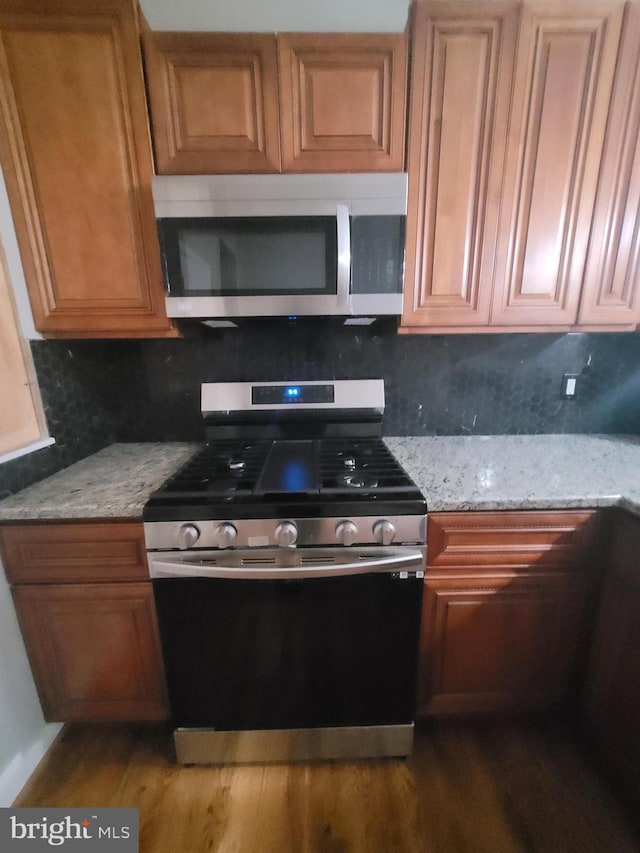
562, 373, 579, 399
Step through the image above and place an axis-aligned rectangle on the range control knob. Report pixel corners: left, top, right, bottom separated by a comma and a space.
275, 521, 298, 548
215, 522, 237, 549
373, 519, 396, 546
177, 523, 200, 550
336, 520, 358, 546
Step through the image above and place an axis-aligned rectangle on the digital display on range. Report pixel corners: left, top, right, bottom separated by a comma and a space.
251, 384, 335, 405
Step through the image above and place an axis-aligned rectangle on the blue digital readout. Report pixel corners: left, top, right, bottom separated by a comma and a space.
251, 384, 334, 405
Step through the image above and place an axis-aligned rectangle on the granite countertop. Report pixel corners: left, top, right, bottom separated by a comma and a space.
0, 435, 639, 521
0, 443, 198, 520
385, 435, 640, 515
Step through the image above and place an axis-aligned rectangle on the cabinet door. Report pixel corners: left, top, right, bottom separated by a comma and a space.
12, 583, 168, 721
144, 32, 281, 174
491, 1, 625, 327
578, 3, 640, 327
585, 578, 640, 803
418, 574, 587, 714
585, 513, 640, 807
0, 0, 173, 337
277, 33, 407, 173
402, 1, 518, 330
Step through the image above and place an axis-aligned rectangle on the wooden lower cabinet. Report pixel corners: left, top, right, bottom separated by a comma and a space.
584, 511, 640, 808
0, 522, 168, 722
418, 510, 598, 716
419, 574, 587, 714
13, 583, 167, 722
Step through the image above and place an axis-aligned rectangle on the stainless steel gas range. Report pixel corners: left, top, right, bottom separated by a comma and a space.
143, 380, 427, 765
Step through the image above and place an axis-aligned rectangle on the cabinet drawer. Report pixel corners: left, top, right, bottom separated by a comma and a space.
0, 523, 148, 584
427, 511, 598, 575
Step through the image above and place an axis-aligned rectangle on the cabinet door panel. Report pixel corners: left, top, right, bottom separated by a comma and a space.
13, 583, 168, 721
587, 585, 640, 802
419, 575, 586, 714
144, 32, 280, 174
427, 510, 598, 574
0, 0, 171, 336
584, 512, 640, 808
0, 522, 148, 584
579, 4, 640, 326
277, 33, 407, 172
492, 1, 624, 326
402, 2, 518, 329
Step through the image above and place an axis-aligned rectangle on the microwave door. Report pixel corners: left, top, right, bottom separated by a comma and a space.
162, 210, 351, 319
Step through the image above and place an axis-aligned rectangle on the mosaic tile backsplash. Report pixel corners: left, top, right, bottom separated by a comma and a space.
2, 324, 639, 496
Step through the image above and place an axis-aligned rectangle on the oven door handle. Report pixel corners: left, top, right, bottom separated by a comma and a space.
148, 549, 424, 580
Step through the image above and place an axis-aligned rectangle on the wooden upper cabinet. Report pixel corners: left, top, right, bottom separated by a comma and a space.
0, 0, 173, 337
402, 2, 518, 330
143, 32, 281, 174
144, 31, 407, 175
491, 1, 625, 327
578, 2, 640, 327
277, 33, 407, 173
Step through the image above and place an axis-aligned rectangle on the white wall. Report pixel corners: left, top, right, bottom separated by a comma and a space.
0, 559, 61, 805
140, 0, 412, 32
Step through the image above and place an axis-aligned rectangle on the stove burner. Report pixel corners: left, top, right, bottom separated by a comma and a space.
343, 456, 357, 470
205, 477, 238, 492
337, 472, 379, 489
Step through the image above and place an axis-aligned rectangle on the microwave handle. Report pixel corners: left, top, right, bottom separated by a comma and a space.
336, 204, 351, 312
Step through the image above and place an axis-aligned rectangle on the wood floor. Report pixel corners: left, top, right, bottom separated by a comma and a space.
14, 718, 639, 853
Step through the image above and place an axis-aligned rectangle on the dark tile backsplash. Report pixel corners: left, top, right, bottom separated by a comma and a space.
2, 323, 640, 496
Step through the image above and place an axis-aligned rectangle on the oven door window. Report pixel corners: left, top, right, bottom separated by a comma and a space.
159, 217, 338, 297
153, 572, 423, 731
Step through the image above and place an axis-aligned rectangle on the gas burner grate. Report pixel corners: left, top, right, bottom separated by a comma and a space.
151, 441, 271, 498
319, 438, 418, 493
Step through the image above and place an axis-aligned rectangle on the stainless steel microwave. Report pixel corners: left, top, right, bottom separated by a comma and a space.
153, 174, 407, 319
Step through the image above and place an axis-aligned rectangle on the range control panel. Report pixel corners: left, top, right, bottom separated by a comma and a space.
251, 384, 335, 406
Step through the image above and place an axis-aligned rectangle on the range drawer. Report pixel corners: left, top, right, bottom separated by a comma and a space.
0, 522, 148, 584
427, 511, 599, 575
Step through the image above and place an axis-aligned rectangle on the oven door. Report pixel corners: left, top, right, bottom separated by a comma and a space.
150, 547, 424, 733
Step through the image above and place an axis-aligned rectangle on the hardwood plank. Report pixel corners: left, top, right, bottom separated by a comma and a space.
14, 721, 639, 852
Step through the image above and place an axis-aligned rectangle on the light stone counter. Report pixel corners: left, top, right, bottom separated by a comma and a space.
0, 443, 198, 520
0, 436, 639, 521
385, 435, 640, 515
